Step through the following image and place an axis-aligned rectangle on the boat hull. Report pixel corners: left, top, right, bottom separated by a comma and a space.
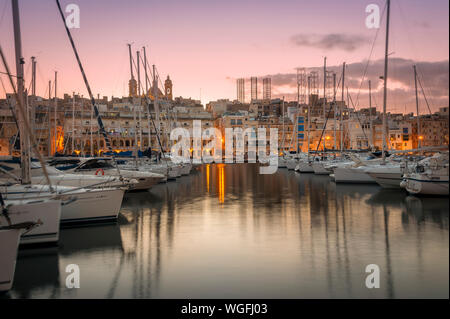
180, 164, 192, 176
59, 188, 125, 224
0, 228, 21, 291
295, 162, 314, 173
2, 187, 124, 224
367, 172, 403, 189
334, 167, 377, 184
404, 174, 449, 196
286, 160, 298, 170
312, 163, 330, 175
1, 200, 61, 245
278, 158, 287, 168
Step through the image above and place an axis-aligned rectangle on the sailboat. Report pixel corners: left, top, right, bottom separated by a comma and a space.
401, 152, 449, 196
1, 0, 124, 226
334, 0, 394, 184
1, 198, 61, 244
65, 157, 165, 190
0, 193, 41, 291
0, 223, 31, 291
0, 0, 63, 243
365, 163, 403, 188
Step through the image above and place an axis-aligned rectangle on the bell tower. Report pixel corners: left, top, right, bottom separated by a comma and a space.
165, 75, 173, 100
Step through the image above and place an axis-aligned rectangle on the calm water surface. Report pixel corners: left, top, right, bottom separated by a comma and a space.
5, 164, 449, 299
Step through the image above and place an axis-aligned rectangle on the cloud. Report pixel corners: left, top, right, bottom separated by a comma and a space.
255, 58, 449, 113
290, 33, 370, 52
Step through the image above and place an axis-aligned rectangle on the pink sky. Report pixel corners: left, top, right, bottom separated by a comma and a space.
0, 0, 448, 113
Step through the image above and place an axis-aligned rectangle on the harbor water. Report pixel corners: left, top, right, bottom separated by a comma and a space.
4, 163, 449, 299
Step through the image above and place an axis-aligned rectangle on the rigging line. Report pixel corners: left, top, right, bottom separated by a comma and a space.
138, 53, 152, 94
0, 75, 19, 131
312, 68, 343, 159
155, 67, 165, 92
416, 66, 435, 114
135, 67, 169, 168
130, 52, 166, 158
1, 74, 20, 151
312, 101, 337, 158
416, 74, 432, 115
0, 44, 54, 192
347, 92, 369, 146
354, 3, 386, 109
54, 0, 123, 177
0, 71, 18, 77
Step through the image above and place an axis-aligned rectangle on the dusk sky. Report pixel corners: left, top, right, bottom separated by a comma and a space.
0, 0, 448, 113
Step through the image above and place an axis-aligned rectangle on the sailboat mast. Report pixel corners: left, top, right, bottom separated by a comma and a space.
296, 69, 300, 154
143, 47, 149, 95
90, 99, 93, 155
11, 0, 30, 183
413, 65, 421, 148
30, 56, 36, 137
128, 44, 134, 81
382, 0, 391, 161
333, 72, 336, 151
48, 80, 51, 157
153, 64, 160, 134
143, 47, 151, 150
72, 92, 75, 153
307, 76, 311, 159
137, 50, 142, 151
341, 62, 345, 152
369, 80, 374, 148
323, 57, 327, 119
54, 71, 58, 155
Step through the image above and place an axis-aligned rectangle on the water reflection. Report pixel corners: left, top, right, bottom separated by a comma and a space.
5, 164, 449, 299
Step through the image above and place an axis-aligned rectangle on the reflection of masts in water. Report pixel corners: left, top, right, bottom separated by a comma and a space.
333, 194, 343, 291
340, 196, 352, 297
383, 205, 395, 298
106, 247, 126, 299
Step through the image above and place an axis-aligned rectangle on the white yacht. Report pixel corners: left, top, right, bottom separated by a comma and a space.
180, 163, 193, 176
0, 162, 138, 190
278, 157, 288, 168
0, 218, 39, 292
1, 199, 62, 245
1, 184, 124, 224
365, 163, 403, 188
295, 160, 315, 173
286, 159, 298, 170
65, 158, 165, 190
0, 227, 23, 292
312, 160, 332, 175
401, 153, 449, 196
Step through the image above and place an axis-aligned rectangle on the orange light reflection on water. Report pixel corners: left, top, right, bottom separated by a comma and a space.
218, 164, 225, 203
206, 164, 210, 192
